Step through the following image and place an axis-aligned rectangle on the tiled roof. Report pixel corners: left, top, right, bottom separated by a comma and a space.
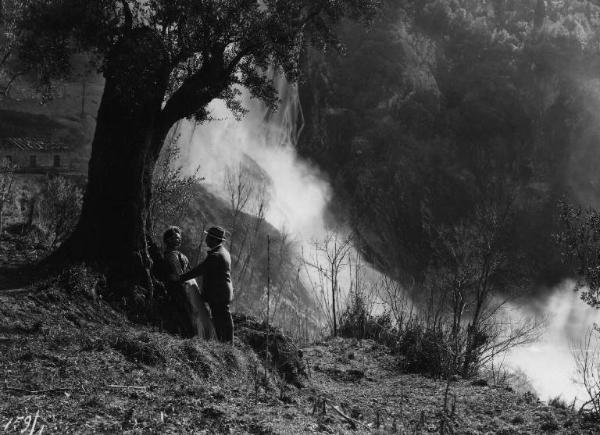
0, 137, 72, 152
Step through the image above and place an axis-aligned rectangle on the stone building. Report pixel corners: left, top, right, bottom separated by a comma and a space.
0, 137, 77, 172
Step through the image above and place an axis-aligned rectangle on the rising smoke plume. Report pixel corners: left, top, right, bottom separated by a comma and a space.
176, 78, 332, 241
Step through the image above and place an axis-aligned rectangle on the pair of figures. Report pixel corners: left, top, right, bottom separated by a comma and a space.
163, 226, 234, 343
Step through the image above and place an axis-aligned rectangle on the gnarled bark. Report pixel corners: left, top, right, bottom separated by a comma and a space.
57, 28, 171, 290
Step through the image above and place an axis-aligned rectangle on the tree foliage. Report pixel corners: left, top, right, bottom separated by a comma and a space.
15, 0, 379, 117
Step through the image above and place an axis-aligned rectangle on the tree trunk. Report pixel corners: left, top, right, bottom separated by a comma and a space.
26, 197, 36, 229
57, 29, 171, 291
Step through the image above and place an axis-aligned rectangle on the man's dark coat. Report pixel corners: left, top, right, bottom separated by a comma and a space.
180, 244, 233, 304
180, 244, 234, 342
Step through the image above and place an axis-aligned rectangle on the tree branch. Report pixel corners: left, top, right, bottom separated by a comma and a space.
0, 47, 13, 70
154, 52, 228, 157
160, 68, 218, 127
227, 46, 254, 74
120, 0, 133, 33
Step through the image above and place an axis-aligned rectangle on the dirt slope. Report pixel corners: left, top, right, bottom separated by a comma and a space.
1, 280, 598, 434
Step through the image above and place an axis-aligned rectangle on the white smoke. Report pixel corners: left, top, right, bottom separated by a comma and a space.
505, 281, 600, 404
176, 80, 331, 240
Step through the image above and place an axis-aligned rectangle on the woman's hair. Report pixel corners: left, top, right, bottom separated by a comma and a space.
163, 226, 182, 245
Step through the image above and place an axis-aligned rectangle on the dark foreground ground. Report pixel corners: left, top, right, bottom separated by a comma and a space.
1, 279, 599, 435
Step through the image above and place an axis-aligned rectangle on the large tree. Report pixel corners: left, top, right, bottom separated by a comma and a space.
11, 0, 377, 289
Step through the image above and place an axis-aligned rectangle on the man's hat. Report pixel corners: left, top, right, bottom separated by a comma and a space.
205, 226, 227, 241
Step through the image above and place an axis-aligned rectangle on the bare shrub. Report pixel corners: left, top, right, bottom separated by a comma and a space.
38, 175, 83, 247
380, 275, 417, 329
334, 201, 542, 379
420, 201, 543, 378
302, 231, 352, 337
223, 163, 269, 304
572, 326, 600, 418
224, 163, 263, 259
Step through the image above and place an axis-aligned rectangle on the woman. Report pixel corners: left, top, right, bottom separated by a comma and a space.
163, 226, 215, 339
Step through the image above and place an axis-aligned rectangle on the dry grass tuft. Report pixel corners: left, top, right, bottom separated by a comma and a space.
109, 332, 166, 366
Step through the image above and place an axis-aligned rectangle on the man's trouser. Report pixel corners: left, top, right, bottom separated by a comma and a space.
209, 302, 234, 343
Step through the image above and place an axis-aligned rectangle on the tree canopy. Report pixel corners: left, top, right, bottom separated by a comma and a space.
11, 0, 378, 119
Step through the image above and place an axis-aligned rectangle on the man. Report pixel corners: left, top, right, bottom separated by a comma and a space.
180, 226, 234, 343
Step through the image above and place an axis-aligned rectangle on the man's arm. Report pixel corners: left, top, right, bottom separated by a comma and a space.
179, 258, 206, 282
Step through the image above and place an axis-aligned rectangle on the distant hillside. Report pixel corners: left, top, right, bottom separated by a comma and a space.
0, 110, 64, 137
0, 65, 103, 157
0, 107, 89, 148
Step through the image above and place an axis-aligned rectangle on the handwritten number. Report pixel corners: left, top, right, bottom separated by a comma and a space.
21, 415, 31, 433
1, 411, 45, 434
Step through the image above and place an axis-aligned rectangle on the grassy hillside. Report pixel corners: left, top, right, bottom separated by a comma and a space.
0, 110, 65, 137
0, 278, 306, 434
1, 277, 597, 434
